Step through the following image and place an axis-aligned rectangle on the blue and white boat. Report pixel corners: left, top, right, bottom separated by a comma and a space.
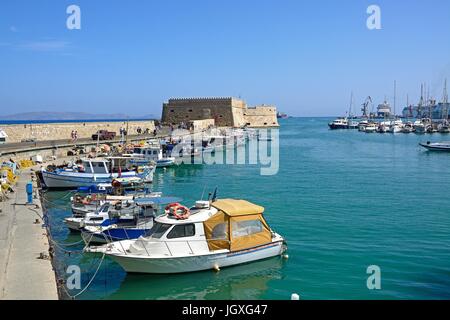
129, 144, 176, 168
81, 196, 183, 244
41, 158, 155, 189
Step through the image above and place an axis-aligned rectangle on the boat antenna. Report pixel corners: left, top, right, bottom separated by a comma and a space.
443, 79, 449, 120
348, 91, 353, 118
201, 185, 207, 200
393, 80, 397, 119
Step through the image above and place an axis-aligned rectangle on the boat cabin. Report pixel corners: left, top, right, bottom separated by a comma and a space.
135, 199, 273, 256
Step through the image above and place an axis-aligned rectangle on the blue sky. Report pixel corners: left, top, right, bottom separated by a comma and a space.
1, 0, 450, 117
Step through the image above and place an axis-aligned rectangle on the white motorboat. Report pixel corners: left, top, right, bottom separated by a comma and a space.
88, 198, 286, 274
438, 121, 450, 133
414, 118, 432, 134
328, 118, 349, 129
401, 122, 414, 133
81, 196, 181, 244
364, 122, 377, 133
358, 120, 369, 132
388, 119, 403, 133
41, 158, 155, 189
419, 141, 450, 151
129, 144, 176, 168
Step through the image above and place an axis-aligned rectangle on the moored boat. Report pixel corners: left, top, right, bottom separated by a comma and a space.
87, 198, 286, 274
419, 141, 450, 151
41, 158, 155, 189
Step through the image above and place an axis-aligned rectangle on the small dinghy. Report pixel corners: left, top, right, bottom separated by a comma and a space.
81, 196, 182, 244
419, 141, 450, 151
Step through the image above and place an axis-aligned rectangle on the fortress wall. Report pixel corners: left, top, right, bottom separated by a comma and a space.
243, 106, 279, 127
0, 120, 155, 143
161, 97, 278, 128
162, 97, 242, 127
189, 119, 215, 131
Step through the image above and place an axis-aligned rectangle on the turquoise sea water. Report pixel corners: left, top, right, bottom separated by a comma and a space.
44, 117, 450, 300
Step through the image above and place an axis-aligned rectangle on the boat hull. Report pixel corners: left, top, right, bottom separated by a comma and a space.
108, 240, 285, 274
81, 227, 150, 244
41, 168, 153, 189
419, 143, 450, 151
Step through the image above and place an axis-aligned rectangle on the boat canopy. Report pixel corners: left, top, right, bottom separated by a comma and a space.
204, 199, 272, 252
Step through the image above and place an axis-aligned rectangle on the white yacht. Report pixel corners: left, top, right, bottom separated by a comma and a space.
88, 198, 286, 274
414, 118, 432, 134
388, 119, 404, 133
328, 118, 349, 129
364, 122, 377, 133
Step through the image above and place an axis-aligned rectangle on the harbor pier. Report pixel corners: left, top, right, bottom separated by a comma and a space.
0, 166, 58, 299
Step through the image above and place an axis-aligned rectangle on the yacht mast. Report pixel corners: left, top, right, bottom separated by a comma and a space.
349, 91, 353, 118
443, 79, 448, 120
393, 80, 397, 119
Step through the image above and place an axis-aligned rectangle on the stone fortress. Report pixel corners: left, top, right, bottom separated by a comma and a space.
161, 97, 279, 128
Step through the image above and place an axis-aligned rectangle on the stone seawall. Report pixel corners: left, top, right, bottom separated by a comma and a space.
1, 120, 155, 144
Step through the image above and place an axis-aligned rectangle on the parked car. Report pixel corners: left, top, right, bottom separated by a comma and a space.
92, 130, 116, 141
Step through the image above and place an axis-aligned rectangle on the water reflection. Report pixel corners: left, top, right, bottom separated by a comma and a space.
107, 257, 286, 300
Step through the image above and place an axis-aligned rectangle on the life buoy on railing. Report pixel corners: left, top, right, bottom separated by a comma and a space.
165, 202, 180, 214
165, 203, 190, 220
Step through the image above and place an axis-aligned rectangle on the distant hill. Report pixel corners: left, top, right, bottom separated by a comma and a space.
2, 112, 158, 121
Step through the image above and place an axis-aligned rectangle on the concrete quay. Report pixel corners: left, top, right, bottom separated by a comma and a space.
0, 167, 58, 300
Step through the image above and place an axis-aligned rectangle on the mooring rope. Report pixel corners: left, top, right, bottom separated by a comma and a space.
59, 251, 106, 300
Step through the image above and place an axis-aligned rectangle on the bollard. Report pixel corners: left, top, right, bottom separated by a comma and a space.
26, 181, 33, 204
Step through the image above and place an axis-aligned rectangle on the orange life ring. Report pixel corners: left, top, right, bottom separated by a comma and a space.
165, 202, 180, 214
165, 203, 190, 220
171, 204, 191, 220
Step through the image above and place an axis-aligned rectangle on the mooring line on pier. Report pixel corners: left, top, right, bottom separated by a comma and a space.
59, 252, 106, 300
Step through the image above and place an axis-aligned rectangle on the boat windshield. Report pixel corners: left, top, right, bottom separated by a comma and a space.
145, 222, 172, 238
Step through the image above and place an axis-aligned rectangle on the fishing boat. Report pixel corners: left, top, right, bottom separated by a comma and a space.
88, 198, 286, 274
358, 119, 369, 131
81, 196, 182, 244
65, 200, 145, 232
414, 118, 432, 134
129, 144, 176, 168
41, 158, 155, 189
438, 121, 450, 133
328, 118, 349, 129
71, 191, 162, 217
364, 122, 377, 133
419, 141, 450, 151
401, 122, 414, 133
388, 119, 404, 133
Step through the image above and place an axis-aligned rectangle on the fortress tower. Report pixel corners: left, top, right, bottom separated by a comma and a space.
161, 97, 279, 128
